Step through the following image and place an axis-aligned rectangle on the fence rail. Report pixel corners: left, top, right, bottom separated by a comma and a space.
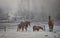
0, 23, 19, 32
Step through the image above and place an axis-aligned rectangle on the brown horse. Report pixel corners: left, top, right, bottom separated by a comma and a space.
48, 16, 54, 32
17, 21, 30, 32
33, 25, 43, 31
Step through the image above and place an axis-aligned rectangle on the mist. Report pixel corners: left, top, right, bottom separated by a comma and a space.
0, 0, 60, 22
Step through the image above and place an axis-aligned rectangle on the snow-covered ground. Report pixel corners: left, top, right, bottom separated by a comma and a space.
0, 31, 58, 38
0, 22, 60, 38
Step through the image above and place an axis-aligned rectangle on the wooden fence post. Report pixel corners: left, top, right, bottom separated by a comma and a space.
4, 25, 6, 32
44, 25, 45, 31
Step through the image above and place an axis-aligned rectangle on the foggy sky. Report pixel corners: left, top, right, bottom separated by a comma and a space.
0, 0, 60, 22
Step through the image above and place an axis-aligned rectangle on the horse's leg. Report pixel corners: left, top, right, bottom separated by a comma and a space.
19, 28, 21, 32
37, 29, 39, 31
49, 27, 51, 32
25, 27, 27, 31
52, 25, 54, 32
22, 26, 24, 31
17, 26, 21, 32
51, 25, 53, 32
49, 26, 52, 32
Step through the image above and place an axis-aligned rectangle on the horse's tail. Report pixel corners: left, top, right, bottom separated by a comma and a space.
33, 26, 35, 29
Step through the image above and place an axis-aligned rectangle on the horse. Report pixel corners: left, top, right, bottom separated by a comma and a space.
48, 16, 54, 32
17, 21, 30, 32
33, 25, 43, 31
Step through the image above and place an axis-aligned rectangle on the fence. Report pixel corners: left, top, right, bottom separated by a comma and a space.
0, 23, 46, 32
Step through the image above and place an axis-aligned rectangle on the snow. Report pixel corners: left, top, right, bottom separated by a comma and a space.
0, 31, 58, 38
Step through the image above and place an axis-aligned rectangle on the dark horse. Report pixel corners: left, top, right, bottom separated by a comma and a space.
48, 16, 54, 32
17, 21, 30, 31
33, 25, 43, 31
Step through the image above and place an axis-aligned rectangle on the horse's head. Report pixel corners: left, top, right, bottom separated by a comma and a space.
39, 26, 43, 30
41, 27, 43, 30
28, 21, 30, 26
25, 21, 30, 26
